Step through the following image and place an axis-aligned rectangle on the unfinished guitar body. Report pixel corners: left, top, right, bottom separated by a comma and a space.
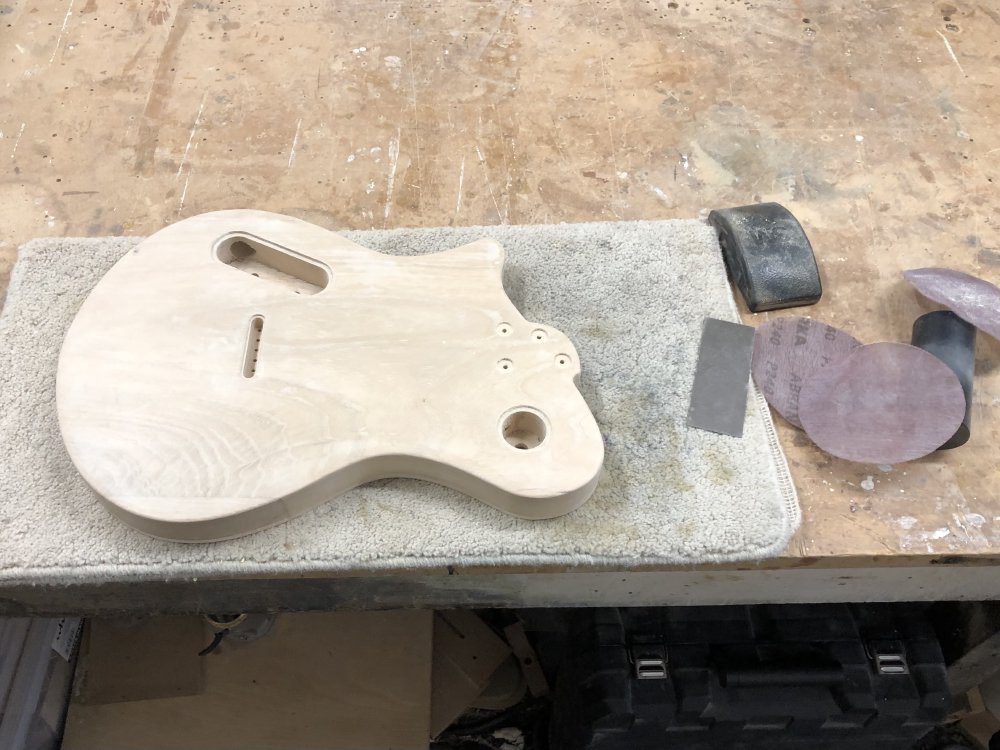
56, 210, 604, 542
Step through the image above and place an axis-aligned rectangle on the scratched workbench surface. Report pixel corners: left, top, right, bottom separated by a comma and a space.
1, 0, 997, 567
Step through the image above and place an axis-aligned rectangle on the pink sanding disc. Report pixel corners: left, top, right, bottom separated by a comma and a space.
799, 342, 966, 465
904, 267, 1000, 341
752, 317, 861, 428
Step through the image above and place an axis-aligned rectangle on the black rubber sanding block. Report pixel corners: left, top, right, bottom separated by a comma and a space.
707, 202, 822, 312
910, 310, 976, 450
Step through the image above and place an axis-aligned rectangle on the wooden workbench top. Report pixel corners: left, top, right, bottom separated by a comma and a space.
2, 0, 998, 569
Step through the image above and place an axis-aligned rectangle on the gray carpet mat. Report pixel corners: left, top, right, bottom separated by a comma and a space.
0, 220, 799, 584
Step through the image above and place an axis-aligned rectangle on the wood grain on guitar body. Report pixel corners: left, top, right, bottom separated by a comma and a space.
56, 211, 605, 542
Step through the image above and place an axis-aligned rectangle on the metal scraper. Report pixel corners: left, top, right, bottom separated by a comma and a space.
687, 317, 756, 437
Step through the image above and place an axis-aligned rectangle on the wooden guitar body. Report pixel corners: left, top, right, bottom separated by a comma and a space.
56, 211, 604, 541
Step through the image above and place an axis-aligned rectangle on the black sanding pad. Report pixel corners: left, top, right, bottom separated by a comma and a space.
708, 202, 822, 312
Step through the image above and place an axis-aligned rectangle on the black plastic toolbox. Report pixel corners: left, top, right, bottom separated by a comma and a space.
549, 604, 949, 750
